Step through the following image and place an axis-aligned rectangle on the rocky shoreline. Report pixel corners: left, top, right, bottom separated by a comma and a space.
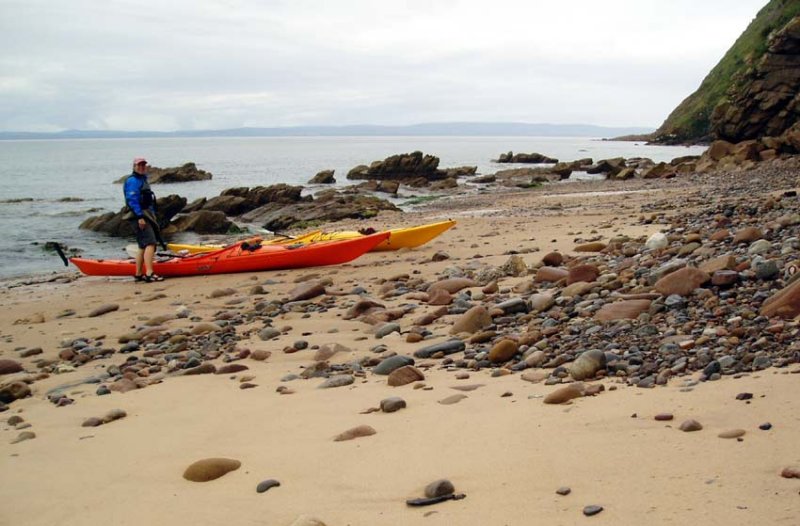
2, 154, 800, 525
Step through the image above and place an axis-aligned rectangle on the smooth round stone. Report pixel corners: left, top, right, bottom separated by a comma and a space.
183, 458, 241, 482
375, 323, 401, 339
654, 413, 674, 421
380, 397, 407, 413
583, 505, 603, 516
424, 479, 455, 498
679, 419, 703, 432
318, 375, 354, 389
256, 479, 281, 493
718, 429, 746, 439
556, 486, 571, 496
759, 422, 772, 430
374, 355, 414, 375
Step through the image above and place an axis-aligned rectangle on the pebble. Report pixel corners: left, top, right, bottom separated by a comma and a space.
424, 479, 455, 498
183, 458, 241, 482
0, 359, 24, 375
543, 383, 585, 404
380, 397, 407, 413
718, 429, 746, 439
556, 486, 571, 496
319, 375, 355, 389
334, 425, 376, 442
256, 479, 281, 493
654, 413, 674, 421
387, 365, 425, 387
781, 467, 800, 479
583, 505, 603, 516
87, 304, 119, 317
679, 419, 703, 432
289, 516, 327, 526
10, 431, 36, 444
438, 394, 467, 405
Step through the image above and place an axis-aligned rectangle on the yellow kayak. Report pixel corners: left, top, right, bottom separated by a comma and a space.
167, 220, 456, 254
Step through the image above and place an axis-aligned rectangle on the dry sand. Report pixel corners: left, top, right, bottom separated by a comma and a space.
1, 179, 799, 525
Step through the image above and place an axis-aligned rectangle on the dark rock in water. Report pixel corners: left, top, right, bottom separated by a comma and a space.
374, 355, 414, 375
425, 479, 455, 498
0, 359, 24, 375
256, 479, 281, 493
122, 162, 213, 184
346, 151, 447, 184
183, 458, 241, 482
308, 170, 335, 184
80, 194, 187, 237
414, 339, 465, 359
380, 397, 407, 413
583, 505, 603, 516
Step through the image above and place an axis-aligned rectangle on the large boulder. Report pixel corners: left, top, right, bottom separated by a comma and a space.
346, 151, 445, 183
79, 195, 187, 237
495, 151, 558, 164
308, 170, 336, 184
166, 210, 236, 234
114, 162, 212, 184
203, 184, 305, 216
240, 189, 400, 231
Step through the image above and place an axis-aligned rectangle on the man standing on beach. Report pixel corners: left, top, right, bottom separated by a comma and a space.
123, 158, 164, 282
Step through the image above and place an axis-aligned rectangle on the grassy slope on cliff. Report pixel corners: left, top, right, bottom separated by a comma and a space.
654, 0, 800, 143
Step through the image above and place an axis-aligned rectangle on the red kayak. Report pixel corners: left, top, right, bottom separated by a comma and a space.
70, 232, 390, 277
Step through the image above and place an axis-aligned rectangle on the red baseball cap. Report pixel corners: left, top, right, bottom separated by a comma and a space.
133, 157, 147, 165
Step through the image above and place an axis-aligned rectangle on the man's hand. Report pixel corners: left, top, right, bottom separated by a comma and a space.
138, 218, 146, 229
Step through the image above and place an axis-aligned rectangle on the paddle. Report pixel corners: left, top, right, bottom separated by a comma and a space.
53, 243, 69, 267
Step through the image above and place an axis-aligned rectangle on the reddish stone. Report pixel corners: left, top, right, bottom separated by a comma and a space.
567, 264, 600, 285
594, 299, 651, 321
654, 267, 710, 296
541, 252, 564, 266
760, 279, 800, 319
711, 270, 739, 286
534, 266, 568, 283
733, 227, 763, 244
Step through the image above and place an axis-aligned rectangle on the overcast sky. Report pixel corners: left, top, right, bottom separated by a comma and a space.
0, 0, 768, 132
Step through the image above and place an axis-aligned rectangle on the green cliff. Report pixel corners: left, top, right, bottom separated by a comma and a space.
654, 0, 800, 143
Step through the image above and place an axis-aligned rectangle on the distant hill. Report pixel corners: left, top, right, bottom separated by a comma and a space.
654, 0, 800, 143
0, 122, 653, 140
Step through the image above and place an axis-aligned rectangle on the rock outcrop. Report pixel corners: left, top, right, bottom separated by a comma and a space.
239, 188, 400, 231
114, 162, 212, 184
79, 195, 187, 237
495, 151, 558, 164
654, 3, 800, 143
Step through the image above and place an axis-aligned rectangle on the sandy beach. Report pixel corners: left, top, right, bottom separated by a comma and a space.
2, 174, 800, 526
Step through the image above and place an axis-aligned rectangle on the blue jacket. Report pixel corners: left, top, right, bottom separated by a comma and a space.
123, 172, 155, 219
